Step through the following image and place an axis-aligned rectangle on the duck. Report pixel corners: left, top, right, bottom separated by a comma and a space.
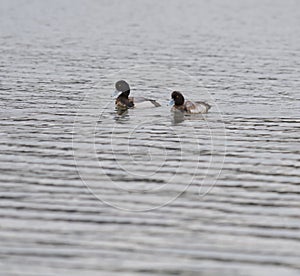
114, 80, 160, 109
170, 91, 211, 114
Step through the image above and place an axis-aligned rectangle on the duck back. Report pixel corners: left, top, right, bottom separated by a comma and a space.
185, 100, 211, 114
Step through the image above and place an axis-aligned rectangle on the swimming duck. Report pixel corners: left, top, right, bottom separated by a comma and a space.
114, 80, 160, 109
170, 91, 211, 114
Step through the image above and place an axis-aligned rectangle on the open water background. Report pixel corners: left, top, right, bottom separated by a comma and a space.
0, 0, 300, 275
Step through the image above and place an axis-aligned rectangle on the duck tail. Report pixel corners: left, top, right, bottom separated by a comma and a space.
198, 101, 211, 110
149, 99, 161, 107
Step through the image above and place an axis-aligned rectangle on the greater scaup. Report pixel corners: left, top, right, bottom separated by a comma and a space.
170, 91, 211, 114
114, 80, 160, 109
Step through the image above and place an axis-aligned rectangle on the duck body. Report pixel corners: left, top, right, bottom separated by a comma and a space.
114, 80, 160, 109
115, 90, 134, 109
170, 91, 211, 114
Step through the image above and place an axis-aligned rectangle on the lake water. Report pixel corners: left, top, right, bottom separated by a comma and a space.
0, 0, 300, 275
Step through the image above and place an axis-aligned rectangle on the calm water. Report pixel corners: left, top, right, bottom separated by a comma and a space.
1, 0, 300, 275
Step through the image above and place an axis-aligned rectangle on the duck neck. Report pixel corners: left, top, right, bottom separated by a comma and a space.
119, 90, 130, 99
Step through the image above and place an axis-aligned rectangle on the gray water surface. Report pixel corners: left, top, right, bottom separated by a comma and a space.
1, 0, 300, 275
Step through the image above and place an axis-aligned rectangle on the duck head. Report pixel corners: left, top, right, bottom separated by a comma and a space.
171, 91, 185, 106
114, 80, 130, 98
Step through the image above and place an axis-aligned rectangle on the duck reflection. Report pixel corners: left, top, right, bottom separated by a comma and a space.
171, 110, 185, 124
113, 108, 130, 123
171, 110, 207, 125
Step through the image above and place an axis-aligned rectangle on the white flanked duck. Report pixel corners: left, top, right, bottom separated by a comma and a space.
170, 91, 211, 114
114, 80, 160, 109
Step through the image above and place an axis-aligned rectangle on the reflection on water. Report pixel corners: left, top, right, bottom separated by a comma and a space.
171, 110, 208, 125
171, 110, 186, 124
114, 108, 130, 120
1, 0, 300, 275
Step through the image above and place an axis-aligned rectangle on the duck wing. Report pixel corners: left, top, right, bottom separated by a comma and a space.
133, 97, 161, 107
195, 101, 211, 110
185, 101, 210, 114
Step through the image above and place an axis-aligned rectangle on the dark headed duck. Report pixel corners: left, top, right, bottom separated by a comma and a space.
114, 80, 160, 109
170, 91, 211, 114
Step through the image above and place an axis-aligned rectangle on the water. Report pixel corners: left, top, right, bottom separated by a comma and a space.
1, 0, 300, 275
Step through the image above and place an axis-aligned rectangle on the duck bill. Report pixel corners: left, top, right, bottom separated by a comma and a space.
169, 99, 175, 106
112, 90, 121, 98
